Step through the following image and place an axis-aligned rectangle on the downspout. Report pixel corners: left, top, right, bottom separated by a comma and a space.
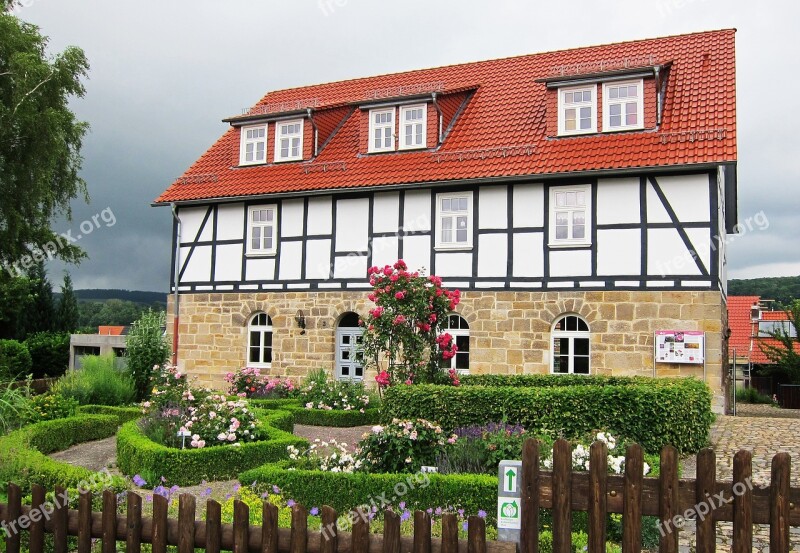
431, 92, 444, 144
307, 108, 319, 157
171, 204, 181, 366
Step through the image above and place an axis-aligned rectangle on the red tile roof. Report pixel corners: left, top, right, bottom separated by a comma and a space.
98, 326, 126, 336
156, 29, 737, 204
727, 297, 798, 364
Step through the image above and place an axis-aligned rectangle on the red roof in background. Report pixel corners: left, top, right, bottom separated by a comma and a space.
98, 326, 126, 336
156, 29, 737, 203
728, 297, 797, 364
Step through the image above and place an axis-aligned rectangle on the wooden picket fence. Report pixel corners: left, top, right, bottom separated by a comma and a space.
0, 438, 798, 552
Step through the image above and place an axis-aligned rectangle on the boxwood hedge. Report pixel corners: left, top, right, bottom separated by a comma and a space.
460, 374, 680, 388
240, 463, 496, 517
116, 417, 308, 486
248, 399, 380, 427
380, 378, 712, 453
0, 415, 129, 493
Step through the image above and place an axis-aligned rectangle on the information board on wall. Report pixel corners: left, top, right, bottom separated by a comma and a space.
654, 330, 705, 364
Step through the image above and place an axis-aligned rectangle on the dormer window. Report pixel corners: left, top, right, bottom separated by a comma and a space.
275, 119, 304, 162
399, 104, 427, 150
603, 80, 643, 131
558, 87, 596, 135
240, 124, 267, 165
369, 108, 395, 153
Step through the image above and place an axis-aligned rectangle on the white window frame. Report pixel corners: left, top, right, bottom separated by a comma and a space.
557, 86, 596, 135
274, 118, 304, 162
550, 314, 590, 375
247, 205, 278, 256
442, 314, 470, 374
399, 104, 427, 150
368, 107, 396, 153
602, 79, 644, 132
549, 185, 592, 247
248, 313, 273, 368
758, 320, 797, 338
239, 124, 268, 165
435, 191, 473, 250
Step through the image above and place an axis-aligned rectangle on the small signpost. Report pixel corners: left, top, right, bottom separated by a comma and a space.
497, 460, 522, 542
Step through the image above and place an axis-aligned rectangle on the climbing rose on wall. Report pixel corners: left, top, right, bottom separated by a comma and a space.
360, 260, 460, 386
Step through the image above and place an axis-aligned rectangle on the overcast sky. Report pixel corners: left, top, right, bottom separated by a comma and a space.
17, 0, 800, 292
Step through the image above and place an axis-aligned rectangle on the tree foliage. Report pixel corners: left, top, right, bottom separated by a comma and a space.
23, 261, 55, 335
729, 276, 800, 306
0, 9, 90, 270
56, 272, 79, 332
759, 300, 800, 383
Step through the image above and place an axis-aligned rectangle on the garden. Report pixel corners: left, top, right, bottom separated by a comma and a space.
0, 263, 715, 552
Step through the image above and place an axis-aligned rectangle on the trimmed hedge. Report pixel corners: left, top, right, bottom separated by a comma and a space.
460, 374, 682, 388
0, 415, 128, 493
240, 463, 496, 517
116, 418, 308, 486
381, 379, 713, 453
77, 404, 142, 424
249, 399, 381, 427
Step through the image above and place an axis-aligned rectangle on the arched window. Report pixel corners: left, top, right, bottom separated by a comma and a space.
443, 314, 470, 373
551, 314, 590, 375
248, 313, 273, 367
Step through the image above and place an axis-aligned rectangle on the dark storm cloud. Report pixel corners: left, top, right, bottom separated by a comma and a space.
18, 0, 800, 290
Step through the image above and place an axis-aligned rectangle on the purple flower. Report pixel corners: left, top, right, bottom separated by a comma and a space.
132, 474, 147, 487
478, 510, 487, 519
435, 507, 443, 516
287, 499, 296, 507
426, 508, 433, 514
310, 507, 319, 516
457, 509, 465, 517
462, 522, 468, 531
400, 510, 411, 522
261, 492, 269, 499
225, 493, 232, 500
398, 501, 406, 510
232, 484, 241, 493
272, 485, 281, 494
160, 476, 167, 483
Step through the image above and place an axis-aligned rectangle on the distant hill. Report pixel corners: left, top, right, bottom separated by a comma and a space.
74, 289, 167, 305
729, 276, 800, 305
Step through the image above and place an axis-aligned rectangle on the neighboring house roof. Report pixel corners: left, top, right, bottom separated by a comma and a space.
156, 29, 737, 204
98, 326, 129, 336
728, 296, 798, 364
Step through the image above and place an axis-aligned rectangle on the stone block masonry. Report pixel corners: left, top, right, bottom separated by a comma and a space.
167, 290, 727, 412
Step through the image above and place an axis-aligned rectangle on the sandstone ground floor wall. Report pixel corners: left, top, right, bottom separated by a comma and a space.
167, 290, 728, 412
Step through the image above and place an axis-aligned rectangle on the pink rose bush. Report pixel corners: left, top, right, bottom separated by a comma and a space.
361, 260, 462, 387
224, 367, 295, 399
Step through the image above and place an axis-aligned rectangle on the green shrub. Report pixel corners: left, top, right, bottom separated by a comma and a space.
0, 414, 129, 493
0, 379, 34, 432
735, 386, 776, 404
77, 404, 142, 424
125, 309, 170, 401
460, 374, 678, 388
52, 354, 136, 405
25, 393, 78, 422
0, 339, 32, 380
437, 423, 527, 475
248, 398, 381, 427
296, 368, 371, 411
240, 463, 496, 518
24, 331, 70, 378
116, 418, 307, 486
380, 379, 713, 454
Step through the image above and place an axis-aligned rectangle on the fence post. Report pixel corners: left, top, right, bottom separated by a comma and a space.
178, 493, 196, 553
467, 515, 486, 553
770, 452, 790, 553
353, 508, 370, 553
126, 491, 143, 553
588, 441, 608, 553
102, 489, 117, 553
53, 486, 68, 553
520, 438, 539, 553
152, 493, 168, 553
4, 482, 21, 553
29, 484, 45, 553
290, 504, 308, 553
695, 448, 716, 553
77, 489, 92, 553
262, 502, 279, 553
206, 499, 222, 553
732, 449, 753, 553
234, 500, 250, 553
441, 513, 458, 553
622, 444, 643, 553
552, 438, 572, 553
659, 445, 679, 553
383, 509, 401, 553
